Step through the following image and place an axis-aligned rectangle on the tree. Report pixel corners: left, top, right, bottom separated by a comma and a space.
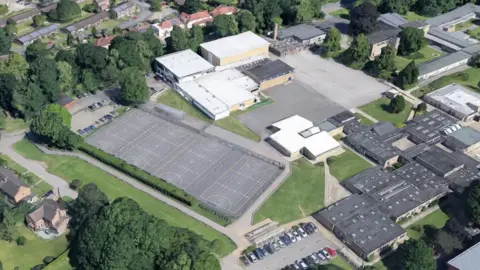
295, 0, 314, 23
70, 179, 82, 190
237, 10, 256, 33
342, 33, 371, 67
395, 61, 419, 88
180, 0, 201, 14
322, 27, 341, 58
0, 52, 29, 81
398, 27, 426, 56
150, 0, 163, 11
389, 95, 406, 113
368, 45, 396, 78
415, 0, 456, 17
0, 208, 15, 241
120, 67, 149, 105
0, 74, 18, 112
0, 5, 8, 16
28, 57, 61, 102
91, 26, 97, 37
188, 25, 204, 52
397, 239, 435, 270
0, 29, 11, 56
16, 236, 26, 245
67, 183, 109, 239
56, 61, 73, 92
314, 265, 344, 270
32, 14, 47, 27
82, 3, 99, 13
48, 0, 81, 22
417, 102, 427, 113
169, 25, 188, 52
434, 230, 463, 256
67, 33, 75, 46
12, 82, 47, 119
466, 181, 480, 225
470, 53, 480, 68
212, 14, 239, 37
349, 2, 379, 36
3, 21, 16, 37
42, 104, 72, 127
25, 40, 48, 62
244, 0, 282, 31
378, 0, 411, 14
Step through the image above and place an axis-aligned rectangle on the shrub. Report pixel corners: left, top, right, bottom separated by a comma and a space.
70, 179, 82, 190
16, 236, 26, 246
31, 264, 45, 270
292, 225, 300, 230
417, 102, 427, 113
459, 72, 470, 81
326, 156, 336, 165
43, 256, 55, 264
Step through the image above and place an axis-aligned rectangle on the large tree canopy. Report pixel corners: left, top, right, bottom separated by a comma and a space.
466, 181, 480, 225
211, 14, 239, 38
120, 67, 149, 105
69, 197, 220, 270
0, 29, 11, 56
367, 45, 396, 78
397, 239, 435, 270
398, 27, 426, 56
168, 25, 189, 53
237, 10, 256, 33
342, 33, 371, 67
180, 0, 201, 14
48, 0, 81, 22
395, 61, 419, 89
349, 2, 380, 36
322, 27, 341, 58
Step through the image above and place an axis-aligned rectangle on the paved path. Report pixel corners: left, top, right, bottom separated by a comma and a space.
323, 162, 351, 207
0, 132, 78, 199
353, 108, 378, 123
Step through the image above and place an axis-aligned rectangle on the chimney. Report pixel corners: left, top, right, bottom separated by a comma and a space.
273, 23, 278, 41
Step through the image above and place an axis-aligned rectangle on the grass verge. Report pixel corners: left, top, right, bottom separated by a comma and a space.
328, 148, 373, 182
13, 139, 236, 256
359, 97, 413, 127
0, 226, 68, 270
329, 8, 350, 20
354, 113, 375, 126
157, 89, 213, 123
329, 257, 352, 270
402, 11, 430, 22
406, 208, 449, 239
412, 68, 480, 98
4, 117, 29, 132
253, 159, 325, 224
214, 116, 260, 142
394, 46, 444, 71
43, 251, 70, 270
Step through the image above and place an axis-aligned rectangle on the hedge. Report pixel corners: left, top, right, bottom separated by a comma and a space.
79, 143, 195, 206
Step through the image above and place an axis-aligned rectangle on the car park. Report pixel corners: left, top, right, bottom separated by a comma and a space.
308, 222, 318, 233
292, 230, 302, 241
321, 249, 331, 259
296, 259, 308, 270
297, 228, 308, 238
287, 232, 297, 243
316, 251, 326, 261
247, 253, 257, 263
240, 256, 250, 266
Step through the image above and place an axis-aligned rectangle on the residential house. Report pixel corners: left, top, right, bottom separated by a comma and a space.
93, 35, 116, 48
367, 21, 401, 59
111, 1, 136, 19
179, 10, 212, 28
210, 5, 237, 17
94, 0, 109, 11
25, 199, 70, 234
8, 8, 41, 24
0, 167, 32, 205
62, 12, 109, 34
150, 18, 184, 38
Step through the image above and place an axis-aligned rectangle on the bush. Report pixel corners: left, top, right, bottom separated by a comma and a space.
31, 264, 45, 270
459, 72, 470, 81
16, 236, 26, 246
43, 256, 55, 264
70, 179, 82, 190
79, 143, 195, 206
242, 245, 256, 255
292, 225, 300, 230
417, 102, 427, 113
326, 156, 336, 165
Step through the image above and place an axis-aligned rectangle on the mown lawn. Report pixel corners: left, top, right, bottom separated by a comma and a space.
253, 159, 325, 224
214, 116, 260, 142
157, 89, 213, 123
412, 68, 480, 98
355, 113, 375, 126
359, 97, 413, 127
394, 46, 444, 71
329, 257, 352, 270
328, 148, 372, 182
4, 117, 29, 132
406, 208, 449, 239
43, 251, 71, 270
13, 139, 236, 256
0, 226, 69, 270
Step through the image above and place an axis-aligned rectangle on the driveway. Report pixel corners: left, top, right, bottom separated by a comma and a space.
118, 0, 152, 29
276, 50, 391, 110
237, 81, 344, 139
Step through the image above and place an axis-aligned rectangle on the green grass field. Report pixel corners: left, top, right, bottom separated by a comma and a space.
412, 68, 480, 98
354, 113, 375, 126
330, 257, 352, 270
253, 159, 325, 224
214, 116, 260, 141
0, 226, 69, 270
13, 139, 236, 256
394, 46, 445, 71
329, 8, 350, 20
44, 251, 71, 270
328, 148, 373, 182
4, 117, 29, 132
406, 208, 450, 239
402, 11, 430, 22
359, 97, 413, 127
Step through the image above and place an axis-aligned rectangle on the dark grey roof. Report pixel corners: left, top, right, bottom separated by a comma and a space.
416, 147, 465, 177
400, 20, 428, 29
402, 143, 430, 159
367, 21, 401, 44
448, 165, 480, 193
345, 128, 401, 164
449, 127, 480, 146
462, 44, 480, 55
0, 166, 26, 199
378, 13, 408, 28
372, 122, 396, 137
39, 3, 57, 13
426, 3, 480, 27
15, 24, 59, 45
405, 110, 456, 144
317, 120, 337, 132
277, 24, 326, 41
63, 12, 109, 33
245, 59, 294, 83
0, 18, 7, 28
57, 95, 73, 107
112, 1, 135, 13
313, 194, 405, 255
329, 110, 356, 127
427, 27, 475, 49
418, 50, 471, 76
8, 8, 41, 23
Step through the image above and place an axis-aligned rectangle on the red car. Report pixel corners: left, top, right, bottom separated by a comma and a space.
325, 247, 337, 257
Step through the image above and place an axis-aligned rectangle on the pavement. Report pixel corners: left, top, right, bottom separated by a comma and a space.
323, 162, 351, 207
118, 0, 153, 29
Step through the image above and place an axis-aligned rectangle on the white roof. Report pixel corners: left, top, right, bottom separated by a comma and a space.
155, 49, 214, 79
175, 82, 229, 116
200, 31, 270, 59
270, 130, 306, 154
426, 83, 480, 117
272, 115, 314, 133
304, 131, 341, 156
448, 240, 480, 270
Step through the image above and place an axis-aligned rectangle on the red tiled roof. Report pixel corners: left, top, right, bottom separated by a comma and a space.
210, 5, 237, 17
159, 18, 182, 29
192, 17, 213, 25
93, 36, 116, 47
179, 10, 211, 23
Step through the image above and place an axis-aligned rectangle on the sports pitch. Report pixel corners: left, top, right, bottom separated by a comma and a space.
86, 109, 283, 217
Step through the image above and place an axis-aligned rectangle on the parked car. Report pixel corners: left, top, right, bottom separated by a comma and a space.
272, 241, 280, 251
297, 227, 308, 238
316, 251, 326, 261
259, 247, 269, 257
240, 256, 250, 266
287, 232, 297, 243
247, 253, 257, 263
277, 238, 286, 248
253, 249, 264, 260
291, 263, 301, 270
280, 235, 292, 246
325, 247, 336, 257
321, 249, 331, 259
302, 223, 314, 235
296, 259, 308, 270
308, 222, 318, 232
310, 253, 320, 264
304, 257, 316, 267
264, 243, 275, 254
292, 230, 302, 241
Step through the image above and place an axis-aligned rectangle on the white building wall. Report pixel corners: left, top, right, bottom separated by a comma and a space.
418, 58, 469, 80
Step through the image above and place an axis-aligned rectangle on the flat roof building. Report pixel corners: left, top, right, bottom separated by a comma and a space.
176, 69, 258, 120
447, 240, 480, 270
277, 24, 326, 45
424, 83, 480, 121
8, 8, 41, 24
15, 24, 59, 45
405, 110, 457, 145
415, 146, 465, 177
417, 51, 471, 81
244, 59, 295, 90
200, 31, 270, 66
443, 127, 480, 153
155, 49, 215, 84
63, 12, 109, 34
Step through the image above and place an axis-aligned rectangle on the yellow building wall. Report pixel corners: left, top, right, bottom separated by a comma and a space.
229, 98, 256, 111
259, 72, 294, 90
218, 45, 270, 66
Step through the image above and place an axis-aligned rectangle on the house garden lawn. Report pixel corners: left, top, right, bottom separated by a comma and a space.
394, 46, 445, 71
253, 159, 325, 224
328, 148, 373, 182
0, 226, 69, 270
13, 139, 236, 256
43, 251, 71, 270
405, 208, 449, 239
412, 68, 480, 98
359, 97, 413, 127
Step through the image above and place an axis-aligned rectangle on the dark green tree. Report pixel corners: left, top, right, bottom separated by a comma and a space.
466, 181, 480, 225
0, 53, 28, 81
244, 0, 282, 31
120, 67, 149, 105
0, 4, 8, 16
48, 0, 81, 22
342, 33, 371, 68
0, 74, 18, 112
349, 2, 379, 35
32, 14, 47, 27
368, 45, 396, 78
66, 33, 75, 46
0, 208, 15, 241
389, 95, 406, 113
415, 0, 456, 17
3, 22, 16, 37
188, 25, 204, 52
434, 230, 463, 256
0, 29, 11, 55
398, 27, 426, 56
237, 10, 256, 33
395, 61, 419, 88
25, 40, 48, 62
417, 102, 427, 113
67, 183, 109, 239
91, 26, 97, 37
150, 0, 163, 11
322, 27, 341, 58
180, 0, 201, 14
315, 264, 344, 270
397, 239, 435, 270
13, 82, 48, 119
295, 0, 314, 23
169, 25, 188, 52
212, 14, 239, 37
378, 0, 411, 14
28, 57, 61, 102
